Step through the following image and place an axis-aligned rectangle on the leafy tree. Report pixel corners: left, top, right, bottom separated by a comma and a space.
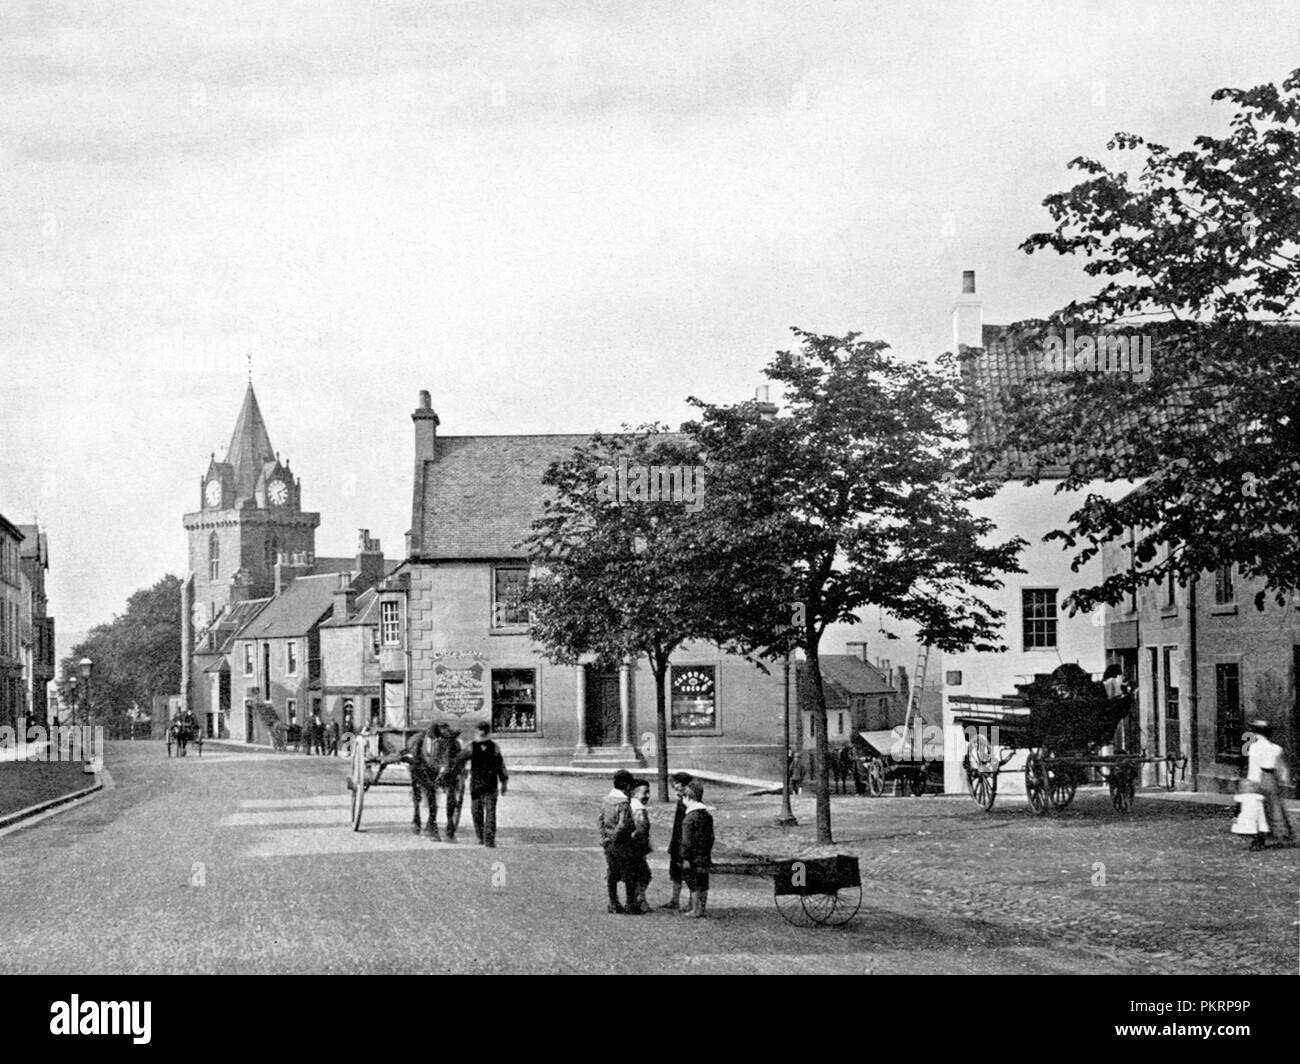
62, 574, 183, 736
521, 426, 718, 801
684, 331, 1025, 842
996, 67, 1300, 612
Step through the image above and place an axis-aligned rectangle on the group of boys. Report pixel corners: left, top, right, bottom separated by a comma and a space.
598, 769, 715, 918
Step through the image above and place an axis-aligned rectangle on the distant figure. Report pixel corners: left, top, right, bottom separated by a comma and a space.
327, 719, 341, 756
832, 747, 851, 795
1231, 778, 1269, 851
312, 712, 326, 755
627, 778, 653, 914
457, 722, 509, 848
788, 753, 803, 796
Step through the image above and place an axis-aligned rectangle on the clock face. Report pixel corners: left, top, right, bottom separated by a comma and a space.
267, 479, 288, 506
205, 479, 222, 507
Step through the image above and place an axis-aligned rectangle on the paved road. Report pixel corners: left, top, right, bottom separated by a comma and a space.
0, 742, 1292, 973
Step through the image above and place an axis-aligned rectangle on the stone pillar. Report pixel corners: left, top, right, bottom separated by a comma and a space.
574, 665, 588, 755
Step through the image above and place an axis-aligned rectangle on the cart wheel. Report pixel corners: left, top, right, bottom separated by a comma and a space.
350, 742, 368, 831
1110, 769, 1135, 814
866, 758, 885, 798
775, 891, 813, 927
1047, 768, 1076, 811
1025, 754, 1050, 816
805, 885, 861, 926
969, 769, 997, 811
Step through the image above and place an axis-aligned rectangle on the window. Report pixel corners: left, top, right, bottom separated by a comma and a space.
1213, 564, 1234, 606
492, 566, 529, 628
1215, 662, 1243, 763
262, 643, 271, 700
1163, 646, 1180, 722
286, 641, 298, 675
265, 537, 278, 572
209, 533, 220, 581
670, 665, 717, 732
381, 601, 400, 646
836, 712, 845, 736
491, 668, 538, 733
286, 699, 296, 724
243, 643, 253, 677
1022, 589, 1058, 650
1164, 564, 1176, 608
945, 671, 963, 687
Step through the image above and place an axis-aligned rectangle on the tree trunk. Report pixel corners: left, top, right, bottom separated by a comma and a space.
805, 640, 832, 843
653, 658, 670, 803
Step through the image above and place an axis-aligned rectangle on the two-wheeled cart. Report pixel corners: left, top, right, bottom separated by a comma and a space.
952, 664, 1186, 816
707, 853, 862, 927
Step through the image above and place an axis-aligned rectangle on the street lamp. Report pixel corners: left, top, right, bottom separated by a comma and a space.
67, 675, 78, 729
79, 657, 93, 727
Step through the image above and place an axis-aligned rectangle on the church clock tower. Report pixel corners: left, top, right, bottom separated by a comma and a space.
182, 384, 321, 634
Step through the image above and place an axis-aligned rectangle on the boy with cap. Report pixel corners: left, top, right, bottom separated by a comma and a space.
598, 769, 636, 913
659, 771, 694, 910
678, 780, 715, 918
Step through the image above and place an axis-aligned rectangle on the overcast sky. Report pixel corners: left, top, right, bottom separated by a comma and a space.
2, 0, 1297, 645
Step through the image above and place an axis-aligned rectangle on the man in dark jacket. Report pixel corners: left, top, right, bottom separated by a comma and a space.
679, 780, 715, 918
457, 722, 509, 847
659, 772, 694, 910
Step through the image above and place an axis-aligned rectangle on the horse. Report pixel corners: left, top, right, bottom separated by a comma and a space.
170, 717, 198, 757
400, 723, 466, 841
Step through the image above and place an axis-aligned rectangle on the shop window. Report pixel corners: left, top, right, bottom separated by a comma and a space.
671, 665, 717, 732
491, 668, 538, 733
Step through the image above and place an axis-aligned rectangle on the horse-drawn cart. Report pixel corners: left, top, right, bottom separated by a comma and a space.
346, 725, 465, 835
708, 853, 862, 927
166, 718, 203, 758
953, 664, 1186, 815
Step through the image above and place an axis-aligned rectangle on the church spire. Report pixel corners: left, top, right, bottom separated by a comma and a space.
225, 384, 276, 504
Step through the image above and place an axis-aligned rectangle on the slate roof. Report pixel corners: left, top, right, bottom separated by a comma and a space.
796, 656, 897, 715
320, 586, 381, 628
213, 598, 272, 652
413, 434, 595, 558
234, 574, 344, 640
224, 385, 277, 503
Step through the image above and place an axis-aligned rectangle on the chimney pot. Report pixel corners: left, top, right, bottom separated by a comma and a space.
419, 390, 431, 410
962, 270, 976, 294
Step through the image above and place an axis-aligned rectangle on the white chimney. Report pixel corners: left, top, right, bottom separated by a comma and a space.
952, 269, 983, 351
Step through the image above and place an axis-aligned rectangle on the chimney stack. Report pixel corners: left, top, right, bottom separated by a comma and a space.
355, 529, 385, 590
754, 385, 778, 421
413, 390, 440, 460
333, 571, 357, 622
845, 640, 869, 663
952, 269, 983, 352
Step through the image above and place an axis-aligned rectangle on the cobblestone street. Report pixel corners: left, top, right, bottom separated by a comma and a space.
1, 744, 1293, 974
710, 784, 1299, 975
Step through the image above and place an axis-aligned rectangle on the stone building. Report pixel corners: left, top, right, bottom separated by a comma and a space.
17, 525, 55, 727
1103, 535, 1299, 794
181, 384, 387, 738
371, 391, 789, 781
0, 513, 26, 731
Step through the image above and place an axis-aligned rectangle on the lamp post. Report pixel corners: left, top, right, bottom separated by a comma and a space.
67, 675, 78, 729
79, 657, 93, 723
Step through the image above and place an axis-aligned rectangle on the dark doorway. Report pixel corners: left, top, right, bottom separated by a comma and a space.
245, 700, 254, 743
584, 668, 621, 747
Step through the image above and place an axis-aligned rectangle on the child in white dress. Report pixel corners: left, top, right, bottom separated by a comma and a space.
1231, 778, 1269, 851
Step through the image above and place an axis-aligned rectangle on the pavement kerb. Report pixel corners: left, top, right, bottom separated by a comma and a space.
0, 764, 109, 835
